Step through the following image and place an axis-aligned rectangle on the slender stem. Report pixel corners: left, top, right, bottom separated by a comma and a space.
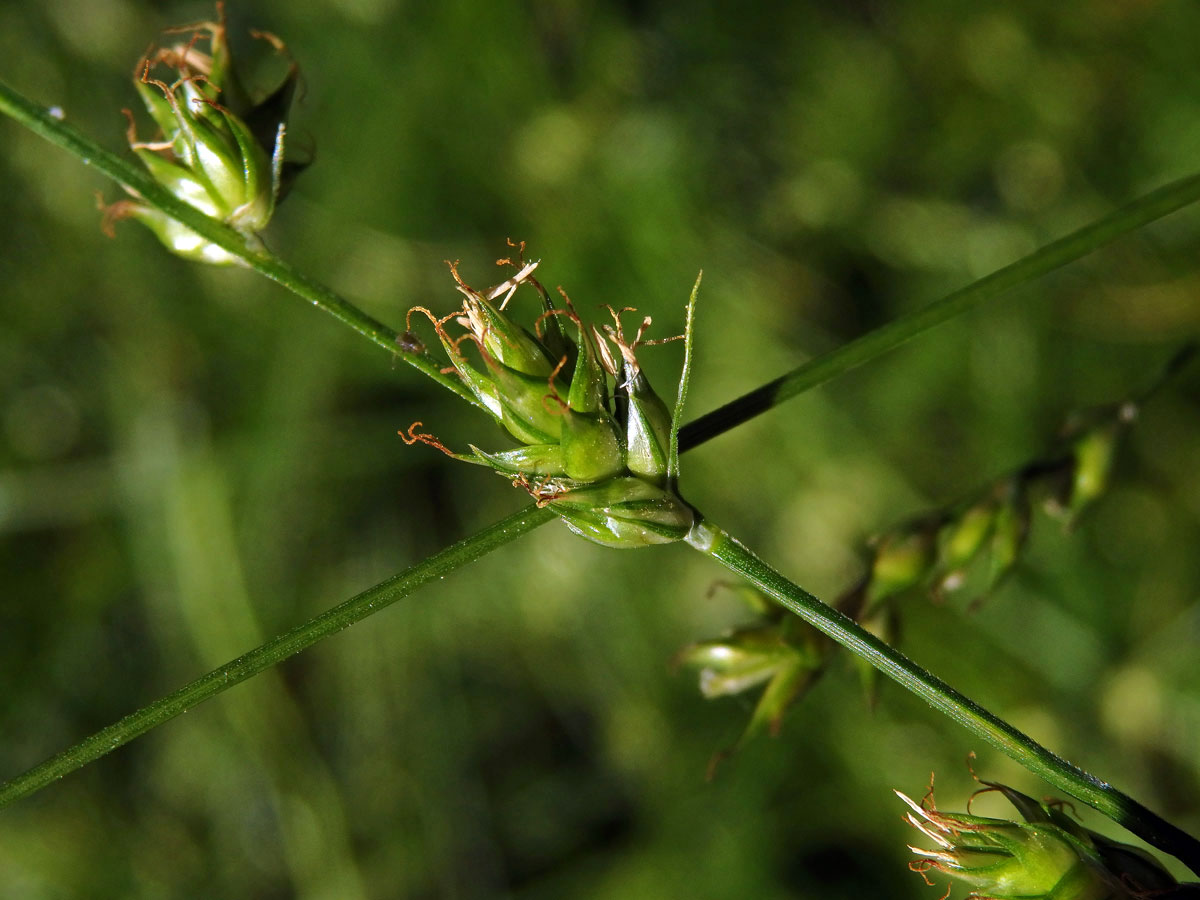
678, 171, 1200, 450
0, 504, 556, 810
685, 515, 1200, 876
0, 78, 477, 408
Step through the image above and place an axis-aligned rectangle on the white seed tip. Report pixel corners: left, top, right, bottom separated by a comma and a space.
486, 260, 540, 303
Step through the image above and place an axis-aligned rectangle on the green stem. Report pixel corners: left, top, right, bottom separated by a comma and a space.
678, 170, 1200, 450
685, 515, 1200, 877
0, 78, 476, 408
0, 504, 555, 810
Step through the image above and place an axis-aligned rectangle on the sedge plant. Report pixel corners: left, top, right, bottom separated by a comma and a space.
2, 5, 1199, 895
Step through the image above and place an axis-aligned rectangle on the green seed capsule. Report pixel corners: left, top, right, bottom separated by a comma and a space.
565, 321, 609, 415
621, 364, 673, 484
1068, 424, 1120, 521
462, 291, 556, 378
550, 477, 694, 548
865, 524, 937, 608
558, 317, 624, 481
560, 408, 624, 482
932, 497, 997, 597
940, 498, 996, 570
531, 279, 574, 366
469, 444, 566, 478
430, 323, 555, 446
481, 357, 564, 444
677, 618, 826, 755
678, 626, 799, 699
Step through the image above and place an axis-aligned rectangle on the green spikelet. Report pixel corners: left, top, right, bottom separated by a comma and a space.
402, 252, 700, 549
102, 4, 304, 264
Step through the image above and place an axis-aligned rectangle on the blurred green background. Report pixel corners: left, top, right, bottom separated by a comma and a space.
3, 1, 1200, 897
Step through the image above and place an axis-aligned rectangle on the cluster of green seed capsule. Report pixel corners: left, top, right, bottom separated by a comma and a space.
402, 254, 697, 548
102, 3, 304, 265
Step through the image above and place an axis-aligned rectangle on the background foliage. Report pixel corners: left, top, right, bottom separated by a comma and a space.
2, 1, 1199, 897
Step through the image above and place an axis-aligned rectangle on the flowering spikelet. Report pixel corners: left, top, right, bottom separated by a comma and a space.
674, 584, 829, 775
101, 3, 304, 264
402, 246, 700, 549
895, 777, 1194, 899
